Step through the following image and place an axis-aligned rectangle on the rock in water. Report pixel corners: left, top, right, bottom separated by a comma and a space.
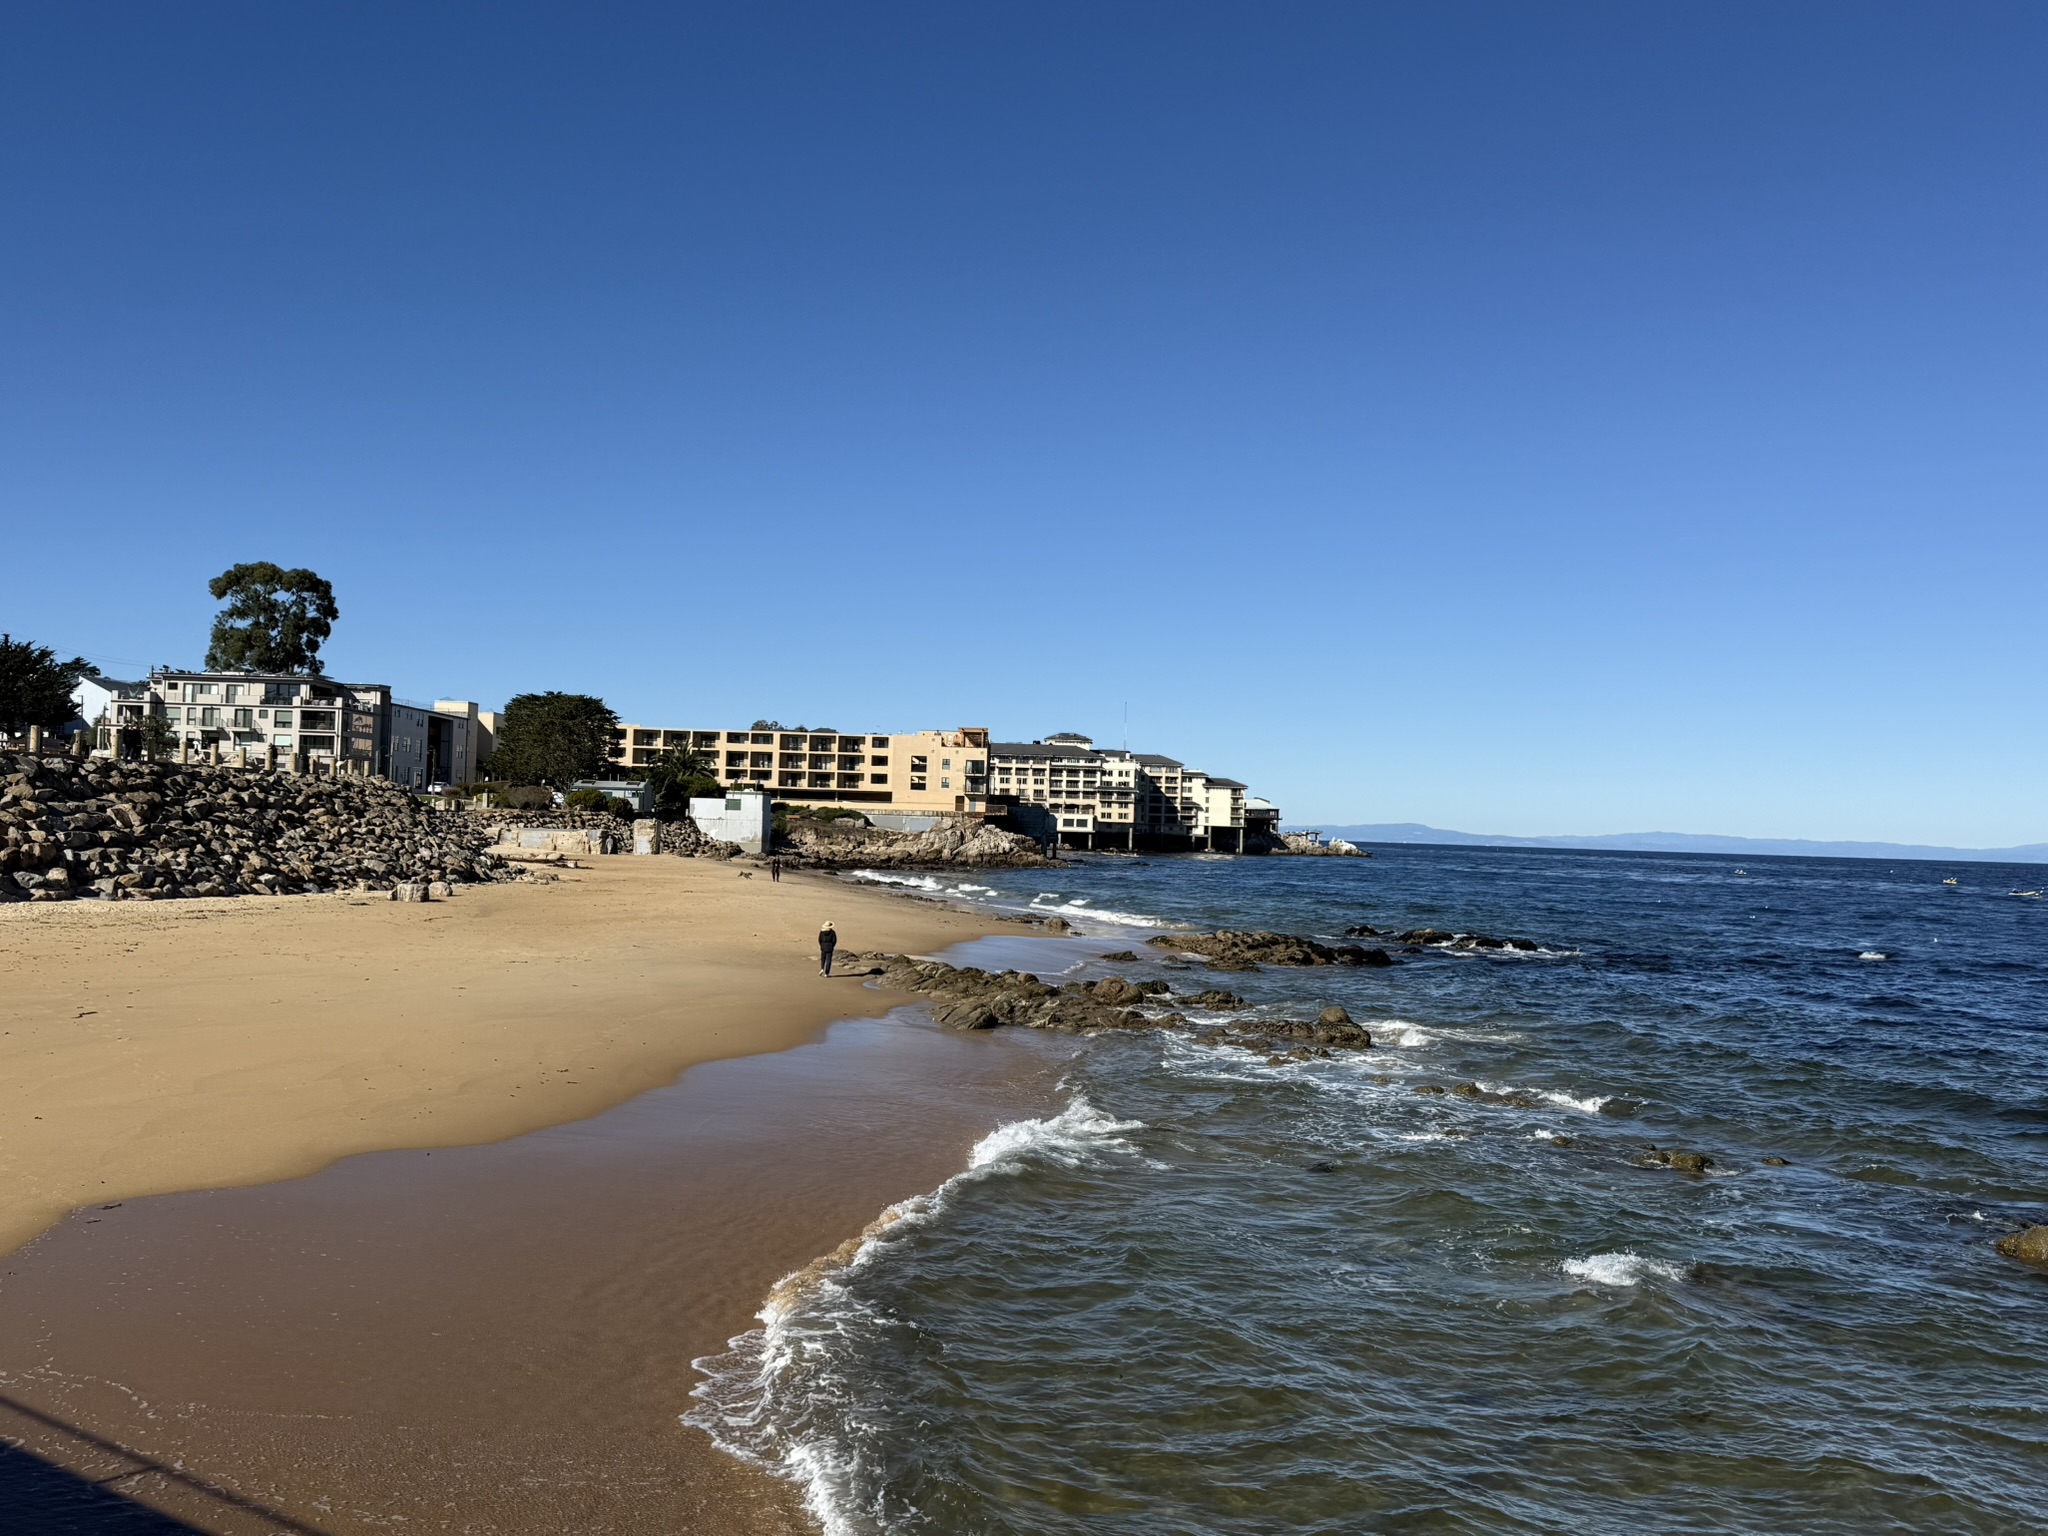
1994, 1225, 2048, 1265
1317, 1005, 1353, 1026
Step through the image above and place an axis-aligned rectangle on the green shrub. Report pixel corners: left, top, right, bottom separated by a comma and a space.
606, 797, 636, 818
563, 788, 608, 812
498, 784, 554, 810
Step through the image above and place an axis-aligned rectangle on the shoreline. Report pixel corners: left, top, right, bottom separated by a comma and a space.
0, 864, 1096, 1533
0, 856, 1018, 1258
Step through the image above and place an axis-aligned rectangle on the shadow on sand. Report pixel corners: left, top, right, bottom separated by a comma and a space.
0, 1393, 330, 1535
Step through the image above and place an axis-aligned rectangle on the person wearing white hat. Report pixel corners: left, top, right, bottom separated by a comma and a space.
818, 920, 838, 976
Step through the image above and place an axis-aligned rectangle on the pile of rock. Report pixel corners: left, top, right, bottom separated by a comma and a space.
848, 952, 1373, 1060
468, 806, 740, 858
1, 752, 509, 903
782, 814, 1057, 870
1145, 929, 1395, 970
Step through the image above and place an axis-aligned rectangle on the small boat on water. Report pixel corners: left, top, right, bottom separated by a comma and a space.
1942, 877, 1959, 886
2011, 889, 2044, 899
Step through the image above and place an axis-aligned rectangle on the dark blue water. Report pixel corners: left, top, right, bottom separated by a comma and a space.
691, 847, 2048, 1535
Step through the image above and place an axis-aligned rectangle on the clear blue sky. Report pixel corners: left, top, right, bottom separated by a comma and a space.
4, 3, 2042, 845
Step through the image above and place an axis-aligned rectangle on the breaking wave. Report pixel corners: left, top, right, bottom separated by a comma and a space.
1561, 1251, 1688, 1287
684, 1098, 1144, 1534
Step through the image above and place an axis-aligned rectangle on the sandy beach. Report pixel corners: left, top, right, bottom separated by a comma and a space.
0, 859, 1072, 1532
0, 858, 1004, 1258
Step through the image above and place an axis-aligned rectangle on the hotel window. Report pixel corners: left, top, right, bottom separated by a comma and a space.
870, 773, 888, 784
941, 758, 951, 770
273, 733, 293, 747
910, 755, 927, 772
909, 777, 926, 791
870, 736, 889, 748
870, 755, 888, 767
200, 707, 219, 728
940, 776, 950, 789
233, 708, 253, 729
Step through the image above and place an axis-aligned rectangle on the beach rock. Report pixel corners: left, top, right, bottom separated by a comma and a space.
1761, 1156, 1790, 1167
1183, 989, 1248, 1011
1343, 923, 1380, 936
777, 813, 1057, 871
1994, 1225, 2048, 1265
1041, 916, 1070, 932
1412, 1084, 1446, 1095
1318, 1006, 1353, 1026
1099, 950, 1138, 962
1145, 930, 1393, 970
1635, 1147, 1713, 1174
852, 951, 1373, 1054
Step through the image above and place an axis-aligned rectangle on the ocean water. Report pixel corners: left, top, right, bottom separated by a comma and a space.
691, 848, 2048, 1535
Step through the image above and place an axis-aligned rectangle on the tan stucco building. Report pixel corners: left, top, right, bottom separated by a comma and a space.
610, 722, 991, 815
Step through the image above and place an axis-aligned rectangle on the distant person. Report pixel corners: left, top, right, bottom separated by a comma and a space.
770, 857, 782, 882
819, 920, 838, 976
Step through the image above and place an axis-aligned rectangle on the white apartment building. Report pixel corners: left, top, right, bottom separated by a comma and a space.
609, 721, 992, 816
988, 734, 1251, 851
82, 670, 487, 787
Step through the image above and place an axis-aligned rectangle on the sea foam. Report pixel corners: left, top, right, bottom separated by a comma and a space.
1561, 1251, 1687, 1287
685, 1097, 1145, 1533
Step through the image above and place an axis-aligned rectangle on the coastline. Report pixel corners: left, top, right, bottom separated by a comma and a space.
0, 856, 1014, 1258
0, 866, 1090, 1533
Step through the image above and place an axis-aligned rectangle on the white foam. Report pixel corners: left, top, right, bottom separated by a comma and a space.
1562, 1251, 1686, 1287
1479, 1081, 1611, 1115
686, 1096, 1145, 1527
1025, 896, 1168, 929
1375, 1020, 1433, 1048
1858, 951, 1887, 962
850, 870, 942, 891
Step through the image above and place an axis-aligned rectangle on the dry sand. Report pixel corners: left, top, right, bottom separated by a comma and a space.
0, 857, 1004, 1258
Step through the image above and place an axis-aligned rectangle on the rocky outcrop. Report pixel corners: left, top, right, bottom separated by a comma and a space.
847, 953, 1371, 1056
1145, 930, 1395, 970
468, 807, 740, 858
1634, 1147, 1713, 1174
782, 814, 1058, 870
1387, 927, 1544, 952
1, 752, 513, 902
1994, 1225, 2048, 1265
1265, 833, 1369, 857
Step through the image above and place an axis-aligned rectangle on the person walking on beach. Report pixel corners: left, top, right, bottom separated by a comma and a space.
818, 920, 837, 976
770, 857, 782, 882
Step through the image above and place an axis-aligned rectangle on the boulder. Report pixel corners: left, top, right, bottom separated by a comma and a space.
1994, 1225, 2048, 1265
1635, 1147, 1713, 1174
1145, 930, 1394, 970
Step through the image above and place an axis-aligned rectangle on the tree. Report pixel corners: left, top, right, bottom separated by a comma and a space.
0, 633, 90, 738
484, 692, 619, 788
204, 563, 339, 674
639, 744, 722, 817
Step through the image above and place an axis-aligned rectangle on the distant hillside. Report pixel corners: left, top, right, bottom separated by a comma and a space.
1315, 823, 2048, 866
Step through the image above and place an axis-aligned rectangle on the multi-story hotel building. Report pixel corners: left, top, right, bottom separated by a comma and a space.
988, 734, 1250, 850
609, 722, 991, 816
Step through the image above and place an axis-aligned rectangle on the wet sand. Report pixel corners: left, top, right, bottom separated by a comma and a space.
0, 857, 1007, 1256
0, 1007, 1075, 1532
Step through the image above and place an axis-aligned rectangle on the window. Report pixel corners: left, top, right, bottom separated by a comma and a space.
870, 736, 889, 748
940, 776, 951, 789
233, 708, 253, 729
273, 733, 293, 746
910, 755, 927, 772
870, 773, 888, 784
274, 709, 293, 727
909, 777, 927, 791
869, 755, 888, 767
200, 707, 219, 728
941, 758, 952, 770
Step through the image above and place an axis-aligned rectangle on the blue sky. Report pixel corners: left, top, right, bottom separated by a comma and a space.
4, 3, 2042, 845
